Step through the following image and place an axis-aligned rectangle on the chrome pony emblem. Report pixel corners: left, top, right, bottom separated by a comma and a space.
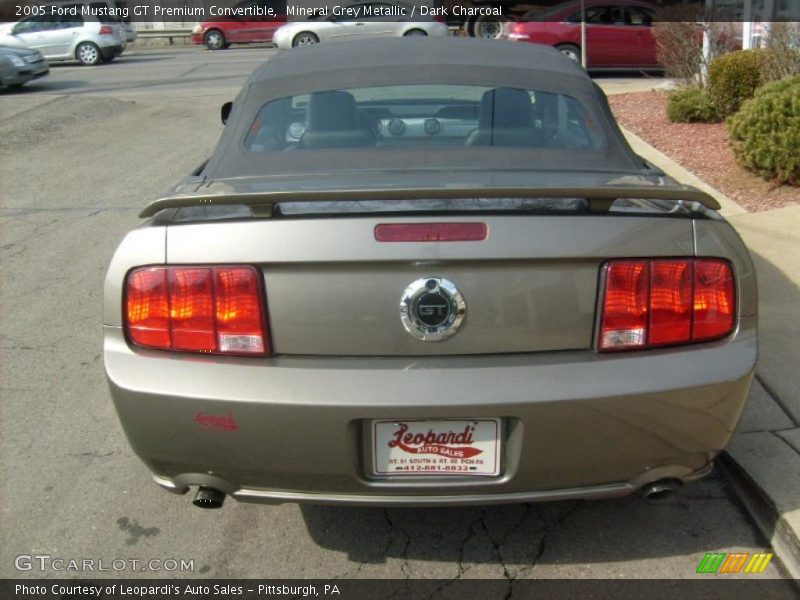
400, 277, 466, 341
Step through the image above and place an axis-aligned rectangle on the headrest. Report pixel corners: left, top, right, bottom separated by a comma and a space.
478, 88, 535, 129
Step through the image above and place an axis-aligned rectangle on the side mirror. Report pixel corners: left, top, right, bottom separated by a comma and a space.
221, 101, 233, 125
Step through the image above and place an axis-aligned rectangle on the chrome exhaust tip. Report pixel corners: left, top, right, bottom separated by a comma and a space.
640, 479, 680, 500
193, 486, 225, 509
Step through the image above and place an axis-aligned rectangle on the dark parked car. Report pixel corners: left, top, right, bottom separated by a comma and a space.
0, 44, 49, 89
501, 0, 661, 69
105, 38, 756, 509
191, 0, 287, 50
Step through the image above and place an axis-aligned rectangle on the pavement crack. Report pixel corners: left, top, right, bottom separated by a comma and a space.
383, 508, 413, 581
425, 515, 482, 600
478, 508, 514, 599
68, 450, 116, 460
528, 501, 582, 568
756, 373, 799, 427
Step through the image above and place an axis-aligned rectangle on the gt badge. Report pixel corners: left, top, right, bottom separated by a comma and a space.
400, 277, 466, 341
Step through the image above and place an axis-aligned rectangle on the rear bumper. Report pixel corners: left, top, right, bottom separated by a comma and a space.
100, 44, 125, 57
105, 319, 757, 506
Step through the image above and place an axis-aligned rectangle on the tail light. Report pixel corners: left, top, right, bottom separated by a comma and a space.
505, 22, 529, 40
598, 258, 735, 352
125, 265, 270, 356
99, 25, 114, 35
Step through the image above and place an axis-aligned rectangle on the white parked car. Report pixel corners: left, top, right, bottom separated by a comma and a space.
272, 1, 448, 49
0, 10, 125, 65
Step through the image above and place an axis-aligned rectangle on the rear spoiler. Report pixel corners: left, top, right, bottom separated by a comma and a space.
139, 185, 721, 218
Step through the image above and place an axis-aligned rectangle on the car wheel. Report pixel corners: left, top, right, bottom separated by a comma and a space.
204, 29, 227, 50
556, 44, 581, 63
403, 29, 428, 37
473, 15, 506, 39
292, 32, 319, 47
76, 42, 101, 66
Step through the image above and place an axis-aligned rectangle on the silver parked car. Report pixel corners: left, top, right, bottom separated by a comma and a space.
0, 9, 125, 65
0, 44, 49, 88
272, 1, 448, 49
105, 38, 756, 509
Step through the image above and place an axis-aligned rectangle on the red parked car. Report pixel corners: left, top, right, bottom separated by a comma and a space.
501, 0, 661, 70
191, 0, 287, 50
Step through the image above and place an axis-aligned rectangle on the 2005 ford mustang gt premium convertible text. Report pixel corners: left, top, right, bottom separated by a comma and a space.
104, 38, 756, 509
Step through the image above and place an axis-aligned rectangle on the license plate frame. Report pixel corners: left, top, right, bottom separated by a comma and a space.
371, 418, 501, 477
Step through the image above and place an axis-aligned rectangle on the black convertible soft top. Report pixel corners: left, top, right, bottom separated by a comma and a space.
204, 37, 645, 179
249, 35, 588, 82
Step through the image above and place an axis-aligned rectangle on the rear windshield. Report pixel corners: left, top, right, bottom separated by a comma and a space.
243, 85, 606, 152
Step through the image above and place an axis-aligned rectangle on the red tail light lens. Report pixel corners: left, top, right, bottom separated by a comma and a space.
599, 258, 735, 352
375, 222, 488, 242
126, 268, 170, 349
649, 260, 692, 345
693, 259, 736, 341
99, 25, 114, 35
214, 267, 266, 354
168, 268, 215, 352
125, 266, 269, 356
599, 261, 649, 350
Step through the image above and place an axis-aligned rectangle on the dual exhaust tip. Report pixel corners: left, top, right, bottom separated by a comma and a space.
190, 479, 680, 509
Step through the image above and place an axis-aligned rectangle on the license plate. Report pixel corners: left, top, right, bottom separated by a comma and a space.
372, 419, 501, 476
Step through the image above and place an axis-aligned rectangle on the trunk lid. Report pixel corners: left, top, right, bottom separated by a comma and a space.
165, 212, 695, 356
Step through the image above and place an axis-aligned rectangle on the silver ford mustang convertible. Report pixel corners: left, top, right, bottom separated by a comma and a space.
104, 38, 756, 508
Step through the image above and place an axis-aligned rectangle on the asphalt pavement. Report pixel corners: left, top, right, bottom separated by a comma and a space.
0, 46, 793, 584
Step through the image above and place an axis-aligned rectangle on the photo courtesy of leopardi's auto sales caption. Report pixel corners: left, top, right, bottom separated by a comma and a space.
12, 583, 342, 598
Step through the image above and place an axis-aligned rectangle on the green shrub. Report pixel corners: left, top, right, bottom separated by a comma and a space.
727, 76, 800, 186
667, 87, 720, 123
708, 50, 763, 117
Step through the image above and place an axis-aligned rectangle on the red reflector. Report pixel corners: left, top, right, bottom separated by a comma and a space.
693, 259, 735, 342
125, 265, 269, 356
599, 258, 735, 352
599, 261, 649, 350
374, 222, 488, 242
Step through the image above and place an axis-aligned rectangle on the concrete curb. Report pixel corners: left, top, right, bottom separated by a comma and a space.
718, 454, 800, 581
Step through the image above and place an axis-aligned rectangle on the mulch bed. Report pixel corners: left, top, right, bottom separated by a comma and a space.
608, 91, 799, 213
